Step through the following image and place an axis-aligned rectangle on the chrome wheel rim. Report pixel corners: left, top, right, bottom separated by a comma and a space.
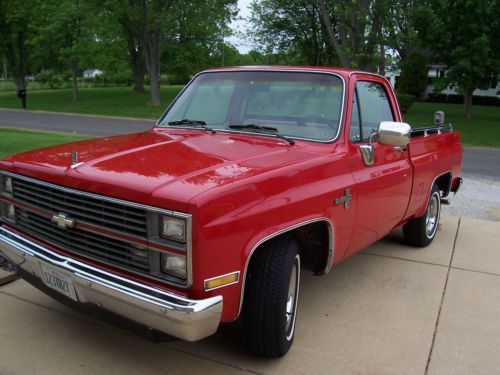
285, 255, 300, 341
426, 192, 440, 238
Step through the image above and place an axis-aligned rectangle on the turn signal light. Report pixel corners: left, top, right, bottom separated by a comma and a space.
204, 272, 240, 291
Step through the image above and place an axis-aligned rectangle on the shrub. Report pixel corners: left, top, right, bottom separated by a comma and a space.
397, 93, 417, 113
427, 93, 500, 106
397, 52, 429, 99
35, 70, 62, 89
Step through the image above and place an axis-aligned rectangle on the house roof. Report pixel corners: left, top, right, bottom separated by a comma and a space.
83, 69, 102, 74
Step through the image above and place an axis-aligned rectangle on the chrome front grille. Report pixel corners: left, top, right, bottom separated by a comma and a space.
12, 178, 147, 237
1, 172, 193, 287
15, 207, 150, 272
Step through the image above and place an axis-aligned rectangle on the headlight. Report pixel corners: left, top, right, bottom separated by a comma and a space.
161, 253, 186, 279
1, 176, 13, 195
161, 216, 186, 243
7, 204, 15, 221
0, 202, 15, 222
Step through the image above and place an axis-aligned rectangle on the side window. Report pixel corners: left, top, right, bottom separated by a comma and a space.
354, 81, 394, 142
349, 91, 361, 142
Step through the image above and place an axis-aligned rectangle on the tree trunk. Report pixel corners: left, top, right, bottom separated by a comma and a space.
70, 57, 79, 102
148, 59, 160, 105
133, 67, 145, 92
9, 35, 28, 108
464, 91, 473, 119
142, 30, 161, 105
15, 74, 25, 91
318, 0, 350, 68
127, 37, 145, 92
14, 61, 26, 91
378, 44, 386, 76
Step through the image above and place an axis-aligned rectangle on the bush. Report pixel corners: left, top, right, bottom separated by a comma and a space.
35, 69, 62, 89
427, 93, 500, 106
84, 72, 133, 87
397, 93, 417, 113
396, 52, 428, 99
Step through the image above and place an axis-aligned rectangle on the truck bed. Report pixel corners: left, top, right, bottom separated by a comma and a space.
405, 126, 463, 219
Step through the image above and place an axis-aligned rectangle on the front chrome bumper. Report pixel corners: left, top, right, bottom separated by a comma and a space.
0, 226, 223, 342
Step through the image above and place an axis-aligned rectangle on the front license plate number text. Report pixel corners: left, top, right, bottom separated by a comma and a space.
40, 264, 78, 301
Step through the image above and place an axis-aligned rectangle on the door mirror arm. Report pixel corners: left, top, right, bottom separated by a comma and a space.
359, 131, 378, 166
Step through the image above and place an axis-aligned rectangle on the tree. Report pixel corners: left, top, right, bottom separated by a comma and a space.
249, 0, 388, 71
111, 0, 237, 105
417, 0, 500, 118
397, 51, 428, 98
97, 1, 146, 92
385, 1, 430, 97
32, 0, 95, 101
249, 0, 335, 66
0, 0, 36, 95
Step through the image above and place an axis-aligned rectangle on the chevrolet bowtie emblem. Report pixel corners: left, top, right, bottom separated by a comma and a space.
51, 213, 75, 229
335, 188, 352, 209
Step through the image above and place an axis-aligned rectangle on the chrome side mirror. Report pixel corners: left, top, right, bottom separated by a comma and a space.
434, 111, 445, 125
378, 121, 411, 147
359, 121, 411, 166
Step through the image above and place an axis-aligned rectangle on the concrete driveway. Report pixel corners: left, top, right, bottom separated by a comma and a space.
1, 215, 498, 375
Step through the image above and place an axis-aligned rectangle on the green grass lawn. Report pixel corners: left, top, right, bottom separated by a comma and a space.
0, 86, 498, 148
0, 86, 184, 119
404, 102, 499, 148
0, 128, 89, 158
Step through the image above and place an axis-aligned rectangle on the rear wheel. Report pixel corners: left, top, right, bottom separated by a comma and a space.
403, 184, 441, 247
242, 237, 300, 358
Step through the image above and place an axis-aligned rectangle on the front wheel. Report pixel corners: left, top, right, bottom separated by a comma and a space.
241, 237, 300, 358
403, 184, 441, 247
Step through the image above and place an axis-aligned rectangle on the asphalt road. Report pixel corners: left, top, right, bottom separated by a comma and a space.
0, 108, 154, 137
0, 108, 498, 180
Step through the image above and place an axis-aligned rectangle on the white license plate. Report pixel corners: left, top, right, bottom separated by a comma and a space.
40, 264, 78, 301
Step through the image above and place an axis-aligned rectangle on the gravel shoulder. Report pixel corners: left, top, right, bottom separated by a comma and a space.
443, 174, 500, 221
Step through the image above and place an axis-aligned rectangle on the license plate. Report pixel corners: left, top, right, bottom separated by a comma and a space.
40, 264, 78, 301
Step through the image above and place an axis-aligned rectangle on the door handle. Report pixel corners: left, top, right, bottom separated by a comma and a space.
394, 146, 407, 152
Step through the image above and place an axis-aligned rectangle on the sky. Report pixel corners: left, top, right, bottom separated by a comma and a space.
227, 0, 253, 53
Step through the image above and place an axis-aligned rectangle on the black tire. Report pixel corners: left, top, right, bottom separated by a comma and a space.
403, 184, 441, 247
241, 236, 300, 358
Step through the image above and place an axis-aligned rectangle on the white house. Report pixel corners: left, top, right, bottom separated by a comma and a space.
385, 64, 500, 98
83, 69, 103, 78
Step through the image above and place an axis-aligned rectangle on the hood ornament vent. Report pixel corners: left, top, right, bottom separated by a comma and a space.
70, 151, 83, 169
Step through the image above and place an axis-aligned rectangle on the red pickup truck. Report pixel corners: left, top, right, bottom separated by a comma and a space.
0, 66, 463, 357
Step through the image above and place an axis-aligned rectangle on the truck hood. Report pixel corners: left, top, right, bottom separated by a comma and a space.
1, 129, 324, 211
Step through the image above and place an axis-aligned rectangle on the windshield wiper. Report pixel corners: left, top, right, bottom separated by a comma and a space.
227, 124, 295, 145
167, 119, 215, 134
228, 124, 278, 132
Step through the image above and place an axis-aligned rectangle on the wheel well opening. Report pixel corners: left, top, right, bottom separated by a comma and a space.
248, 221, 330, 277
435, 173, 452, 197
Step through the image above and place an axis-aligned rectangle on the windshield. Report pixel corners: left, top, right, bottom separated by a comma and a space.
158, 71, 344, 142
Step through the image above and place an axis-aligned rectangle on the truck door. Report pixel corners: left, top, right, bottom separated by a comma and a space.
346, 77, 412, 255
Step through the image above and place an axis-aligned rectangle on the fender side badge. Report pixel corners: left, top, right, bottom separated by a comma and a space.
335, 189, 352, 209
